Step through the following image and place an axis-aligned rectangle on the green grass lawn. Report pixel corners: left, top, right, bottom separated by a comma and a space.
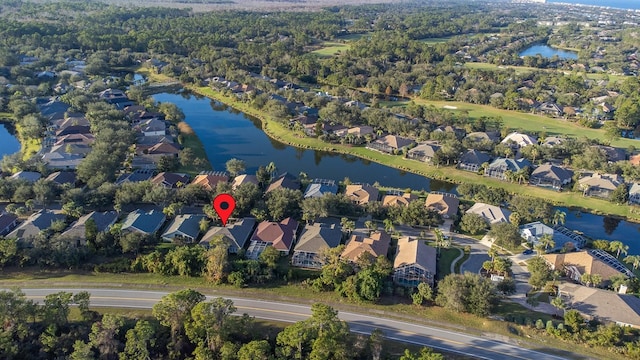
311, 41, 350, 58
436, 247, 462, 280
176, 121, 213, 174
412, 97, 638, 149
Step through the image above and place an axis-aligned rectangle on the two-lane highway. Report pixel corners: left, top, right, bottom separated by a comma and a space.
17, 288, 569, 360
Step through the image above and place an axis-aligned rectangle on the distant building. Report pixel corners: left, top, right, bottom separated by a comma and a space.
465, 203, 511, 225
543, 250, 633, 284
425, 193, 459, 219
303, 179, 338, 198
121, 209, 166, 236
578, 173, 623, 199
7, 210, 65, 245
345, 184, 379, 205
162, 214, 206, 243
530, 164, 574, 189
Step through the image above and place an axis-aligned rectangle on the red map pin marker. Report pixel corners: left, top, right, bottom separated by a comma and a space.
213, 193, 236, 227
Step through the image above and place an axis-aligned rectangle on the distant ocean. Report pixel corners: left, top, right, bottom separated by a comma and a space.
548, 0, 640, 10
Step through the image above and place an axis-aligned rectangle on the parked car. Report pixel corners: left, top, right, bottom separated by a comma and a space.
522, 249, 534, 255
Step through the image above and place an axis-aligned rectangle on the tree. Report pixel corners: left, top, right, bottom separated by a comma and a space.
157, 155, 180, 172
120, 320, 156, 360
238, 340, 273, 360
185, 298, 237, 355
265, 188, 303, 221
226, 158, 246, 177
152, 289, 206, 355
89, 314, 125, 359
460, 213, 487, 234
496, 278, 516, 295
399, 347, 444, 360
527, 256, 552, 290
487, 222, 523, 249
340, 217, 355, 236
552, 210, 566, 226
204, 236, 230, 284
411, 282, 434, 305
624, 255, 640, 271
611, 184, 629, 205
33, 179, 57, 209
539, 233, 555, 251
609, 240, 629, 259
551, 296, 565, 316
435, 273, 498, 317
0, 237, 17, 268
564, 309, 584, 333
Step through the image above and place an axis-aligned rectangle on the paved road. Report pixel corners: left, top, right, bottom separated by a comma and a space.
17, 288, 570, 360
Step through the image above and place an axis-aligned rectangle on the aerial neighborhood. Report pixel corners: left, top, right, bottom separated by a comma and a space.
2, 0, 640, 359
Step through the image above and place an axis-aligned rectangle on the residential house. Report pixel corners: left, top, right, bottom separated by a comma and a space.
345, 184, 379, 205
407, 141, 441, 163
465, 203, 511, 225
519, 222, 586, 252
530, 164, 574, 189
246, 218, 299, 259
0, 213, 19, 236
191, 171, 229, 191
116, 169, 155, 185
162, 214, 207, 243
7, 210, 66, 245
291, 222, 342, 268
54, 133, 95, 146
232, 174, 259, 190
542, 136, 565, 147
136, 119, 167, 137
592, 145, 626, 163
59, 211, 118, 246
382, 192, 418, 207
425, 192, 459, 219
42, 152, 84, 170
151, 172, 190, 189
630, 183, 640, 205
485, 158, 532, 180
303, 179, 338, 198
200, 218, 257, 253
464, 131, 500, 144
49, 143, 91, 157
141, 142, 181, 160
536, 102, 564, 117
630, 154, 640, 166
543, 250, 633, 284
121, 209, 166, 236
366, 135, 415, 154
501, 132, 538, 148
265, 173, 300, 194
433, 125, 466, 139
347, 126, 374, 137
98, 88, 131, 106
578, 173, 623, 199
53, 116, 90, 130
393, 236, 437, 287
559, 283, 640, 328
10, 171, 41, 183
341, 230, 391, 262
458, 149, 491, 172
55, 125, 90, 137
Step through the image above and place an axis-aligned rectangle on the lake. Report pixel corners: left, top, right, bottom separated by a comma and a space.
152, 90, 640, 255
519, 44, 578, 60
548, 0, 639, 10
0, 121, 21, 158
152, 91, 457, 193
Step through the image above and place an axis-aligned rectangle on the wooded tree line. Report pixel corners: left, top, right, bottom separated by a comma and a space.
0, 288, 445, 360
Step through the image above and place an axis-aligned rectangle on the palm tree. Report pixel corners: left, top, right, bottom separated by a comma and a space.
552, 210, 566, 226
266, 161, 278, 179
551, 296, 565, 316
509, 212, 521, 226
609, 240, 629, 259
534, 243, 546, 256
624, 255, 640, 271
580, 273, 593, 287
488, 246, 498, 262
340, 217, 355, 236
383, 218, 395, 233
539, 233, 555, 251
434, 228, 444, 254
364, 220, 376, 235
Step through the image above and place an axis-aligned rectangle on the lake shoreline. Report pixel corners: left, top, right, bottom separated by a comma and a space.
188, 85, 640, 224
0, 114, 39, 161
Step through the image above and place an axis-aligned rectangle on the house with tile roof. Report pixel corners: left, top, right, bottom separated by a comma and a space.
559, 283, 640, 328
303, 179, 338, 198
45, 171, 77, 186
121, 209, 166, 236
519, 222, 586, 252
543, 250, 633, 285
200, 218, 257, 254
54, 133, 95, 146
162, 214, 206, 243
10, 171, 41, 183
578, 173, 623, 199
265, 173, 300, 194
231, 174, 259, 190
501, 132, 538, 148
407, 141, 441, 163
143, 142, 181, 159
60, 211, 118, 246
425, 192, 459, 219
42, 152, 84, 170
458, 149, 491, 172
630, 183, 640, 205
367, 135, 415, 154
530, 164, 574, 189
151, 172, 190, 189
345, 184, 379, 205
393, 236, 437, 287
291, 222, 342, 268
116, 169, 155, 185
382, 192, 418, 207
7, 210, 66, 245
0, 213, 19, 236
465, 202, 511, 225
246, 218, 299, 259
485, 158, 532, 180
341, 230, 391, 263
191, 172, 229, 191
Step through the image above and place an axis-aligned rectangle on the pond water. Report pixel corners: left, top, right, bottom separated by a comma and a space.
151, 90, 640, 255
0, 121, 20, 158
152, 91, 457, 193
519, 44, 578, 60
